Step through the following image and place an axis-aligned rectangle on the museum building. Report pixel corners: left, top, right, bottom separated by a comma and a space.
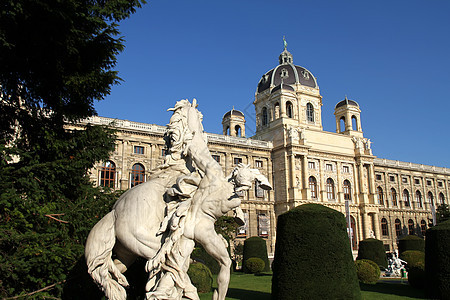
76, 48, 450, 257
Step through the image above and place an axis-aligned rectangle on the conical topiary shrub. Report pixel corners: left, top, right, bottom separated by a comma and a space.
272, 203, 361, 300
242, 236, 270, 273
398, 235, 425, 254
356, 238, 388, 269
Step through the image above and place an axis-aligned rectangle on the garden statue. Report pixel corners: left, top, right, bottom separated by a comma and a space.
85, 99, 272, 300
385, 250, 407, 277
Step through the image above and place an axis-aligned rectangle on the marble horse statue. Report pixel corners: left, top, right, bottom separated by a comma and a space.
85, 99, 271, 300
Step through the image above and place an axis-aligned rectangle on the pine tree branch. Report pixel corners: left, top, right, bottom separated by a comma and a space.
4, 279, 66, 299
45, 214, 69, 224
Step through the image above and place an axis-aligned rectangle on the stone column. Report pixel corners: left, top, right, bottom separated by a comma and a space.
225, 152, 232, 175
302, 155, 309, 200
353, 163, 360, 204
367, 164, 375, 197
319, 159, 325, 202
362, 212, 371, 240
373, 213, 380, 239
346, 111, 353, 131
336, 161, 342, 203
289, 154, 295, 189
280, 99, 286, 117
357, 163, 367, 204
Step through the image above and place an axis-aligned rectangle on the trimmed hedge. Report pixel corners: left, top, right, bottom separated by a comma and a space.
355, 259, 379, 284
272, 203, 361, 300
187, 262, 213, 293
243, 236, 270, 273
356, 238, 388, 269
408, 262, 426, 289
191, 246, 220, 275
425, 220, 450, 299
245, 257, 265, 274
398, 235, 425, 254
400, 250, 425, 269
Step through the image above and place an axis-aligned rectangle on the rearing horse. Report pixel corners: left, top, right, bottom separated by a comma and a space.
85, 99, 271, 300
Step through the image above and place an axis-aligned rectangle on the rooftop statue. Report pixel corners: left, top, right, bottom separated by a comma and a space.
85, 99, 272, 300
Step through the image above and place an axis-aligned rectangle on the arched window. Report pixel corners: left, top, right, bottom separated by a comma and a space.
339, 117, 345, 133
420, 220, 427, 236
415, 191, 423, 208
403, 189, 410, 207
262, 107, 268, 126
395, 219, 402, 237
428, 192, 434, 206
131, 163, 145, 187
326, 178, 335, 200
306, 103, 314, 122
286, 101, 293, 118
309, 176, 318, 199
226, 126, 230, 135
274, 102, 280, 119
351, 115, 358, 131
377, 187, 384, 205
100, 160, 116, 188
439, 192, 445, 205
235, 125, 241, 137
343, 180, 351, 201
408, 219, 415, 235
391, 188, 398, 206
381, 218, 389, 236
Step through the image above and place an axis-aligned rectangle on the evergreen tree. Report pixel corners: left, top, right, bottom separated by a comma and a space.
0, 0, 145, 297
436, 204, 450, 224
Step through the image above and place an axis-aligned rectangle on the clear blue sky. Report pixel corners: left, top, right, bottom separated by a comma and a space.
95, 0, 450, 168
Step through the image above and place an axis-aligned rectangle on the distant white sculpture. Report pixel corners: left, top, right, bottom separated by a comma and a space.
385, 250, 407, 277
85, 99, 272, 300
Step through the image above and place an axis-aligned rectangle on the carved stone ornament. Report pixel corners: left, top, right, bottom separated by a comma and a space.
85, 99, 272, 300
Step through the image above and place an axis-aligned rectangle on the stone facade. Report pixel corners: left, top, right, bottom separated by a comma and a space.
74, 48, 449, 257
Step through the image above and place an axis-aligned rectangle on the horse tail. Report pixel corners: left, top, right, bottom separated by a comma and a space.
85, 210, 128, 300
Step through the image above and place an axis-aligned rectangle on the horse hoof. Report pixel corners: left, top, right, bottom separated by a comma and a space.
212, 289, 218, 300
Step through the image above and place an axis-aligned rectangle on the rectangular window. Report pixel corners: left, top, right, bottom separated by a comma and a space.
234, 157, 242, 165
255, 180, 264, 198
438, 181, 443, 187
212, 155, 220, 163
427, 180, 432, 186
415, 178, 420, 185
258, 213, 270, 237
236, 211, 248, 237
390, 176, 395, 182
402, 177, 408, 184
326, 164, 333, 171
255, 160, 263, 168
308, 161, 315, 169
376, 174, 382, 181
343, 166, 350, 173
134, 146, 144, 155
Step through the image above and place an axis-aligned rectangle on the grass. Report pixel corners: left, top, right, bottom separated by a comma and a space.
198, 273, 428, 300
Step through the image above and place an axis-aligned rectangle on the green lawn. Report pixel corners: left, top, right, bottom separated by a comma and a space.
198, 274, 427, 300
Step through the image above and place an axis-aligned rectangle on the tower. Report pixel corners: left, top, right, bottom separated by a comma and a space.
253, 46, 323, 144
222, 108, 246, 137
334, 96, 363, 138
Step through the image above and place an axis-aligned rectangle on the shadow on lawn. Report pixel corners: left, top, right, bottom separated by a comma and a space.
226, 288, 271, 300
360, 282, 427, 299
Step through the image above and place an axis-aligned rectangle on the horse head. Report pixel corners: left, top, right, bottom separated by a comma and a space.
166, 99, 206, 158
230, 163, 272, 192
